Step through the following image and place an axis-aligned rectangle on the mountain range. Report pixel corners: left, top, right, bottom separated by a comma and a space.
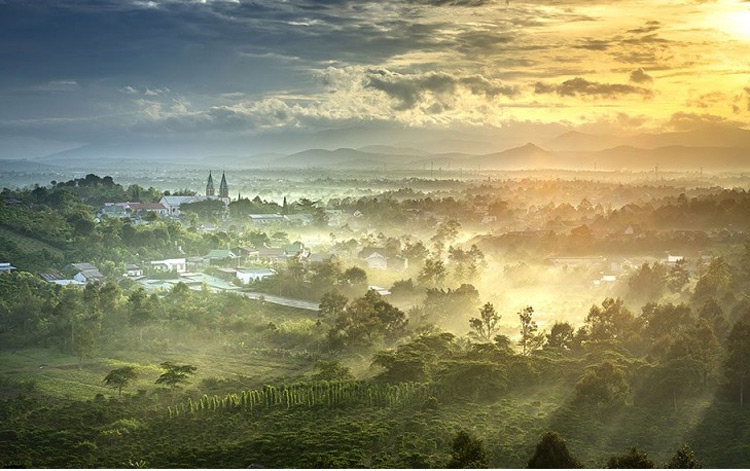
10, 124, 750, 172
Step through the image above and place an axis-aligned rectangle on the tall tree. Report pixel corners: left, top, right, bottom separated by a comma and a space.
469, 302, 501, 344
519, 306, 545, 355
725, 320, 750, 406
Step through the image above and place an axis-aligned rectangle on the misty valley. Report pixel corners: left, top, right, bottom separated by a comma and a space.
1, 166, 749, 468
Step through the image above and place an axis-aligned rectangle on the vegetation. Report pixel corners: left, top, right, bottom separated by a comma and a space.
3, 172, 750, 467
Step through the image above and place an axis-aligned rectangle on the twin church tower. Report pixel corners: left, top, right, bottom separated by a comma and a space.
205, 171, 229, 198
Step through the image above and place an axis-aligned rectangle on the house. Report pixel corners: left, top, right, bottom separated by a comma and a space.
286, 214, 314, 226
232, 247, 260, 262
125, 264, 143, 277
365, 252, 388, 270
0, 262, 16, 274
159, 195, 229, 217
215, 267, 238, 281
204, 249, 238, 266
127, 202, 169, 217
236, 268, 275, 284
51, 279, 86, 287
150, 258, 187, 273
666, 254, 684, 264
65, 263, 105, 284
187, 256, 208, 272
368, 285, 391, 296
306, 253, 337, 264
257, 246, 288, 262
248, 214, 289, 225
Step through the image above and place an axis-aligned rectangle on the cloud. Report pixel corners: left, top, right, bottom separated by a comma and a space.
733, 87, 750, 114
365, 69, 519, 110
665, 112, 737, 131
629, 68, 653, 84
534, 77, 653, 98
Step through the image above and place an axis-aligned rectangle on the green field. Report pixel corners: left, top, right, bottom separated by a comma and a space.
0, 224, 64, 257
0, 347, 312, 401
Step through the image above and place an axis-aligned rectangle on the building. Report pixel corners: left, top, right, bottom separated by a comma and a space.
219, 171, 229, 198
150, 258, 187, 273
206, 171, 215, 196
365, 252, 388, 270
65, 263, 105, 284
0, 262, 16, 274
236, 268, 275, 284
248, 214, 289, 225
125, 264, 143, 277
204, 249, 238, 266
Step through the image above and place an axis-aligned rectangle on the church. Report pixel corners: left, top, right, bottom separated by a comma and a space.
159, 171, 230, 216
205, 170, 229, 198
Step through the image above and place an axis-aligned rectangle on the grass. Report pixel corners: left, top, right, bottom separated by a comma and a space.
0, 225, 64, 257
0, 346, 312, 401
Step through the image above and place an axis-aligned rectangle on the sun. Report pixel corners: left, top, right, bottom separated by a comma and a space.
716, 4, 750, 39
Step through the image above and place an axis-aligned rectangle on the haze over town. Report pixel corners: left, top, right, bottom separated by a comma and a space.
1, 0, 750, 469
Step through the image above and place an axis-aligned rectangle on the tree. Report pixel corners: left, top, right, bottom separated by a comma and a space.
605, 447, 654, 468
103, 366, 137, 396
665, 445, 701, 469
327, 291, 407, 348
545, 322, 576, 351
518, 306, 545, 355
311, 360, 353, 381
469, 302, 501, 344
725, 320, 750, 406
667, 258, 690, 293
628, 263, 667, 303
155, 361, 197, 392
575, 361, 629, 407
418, 258, 447, 288
319, 291, 348, 324
447, 430, 487, 468
527, 431, 582, 469
585, 298, 634, 343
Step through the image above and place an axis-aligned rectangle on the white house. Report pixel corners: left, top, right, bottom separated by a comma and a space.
66, 263, 105, 284
236, 268, 275, 284
365, 252, 388, 271
666, 254, 684, 264
125, 264, 143, 277
150, 258, 187, 273
0, 262, 16, 274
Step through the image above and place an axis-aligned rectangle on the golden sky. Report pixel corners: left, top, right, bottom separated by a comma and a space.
1, 0, 749, 156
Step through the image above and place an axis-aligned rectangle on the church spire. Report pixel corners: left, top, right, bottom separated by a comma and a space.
219, 171, 229, 198
206, 171, 215, 196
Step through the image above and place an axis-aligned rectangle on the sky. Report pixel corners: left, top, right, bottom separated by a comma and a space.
1, 0, 750, 158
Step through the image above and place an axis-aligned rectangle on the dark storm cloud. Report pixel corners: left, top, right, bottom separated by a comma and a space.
534, 77, 653, 98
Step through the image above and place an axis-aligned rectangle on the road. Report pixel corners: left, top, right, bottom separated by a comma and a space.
240, 291, 320, 312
